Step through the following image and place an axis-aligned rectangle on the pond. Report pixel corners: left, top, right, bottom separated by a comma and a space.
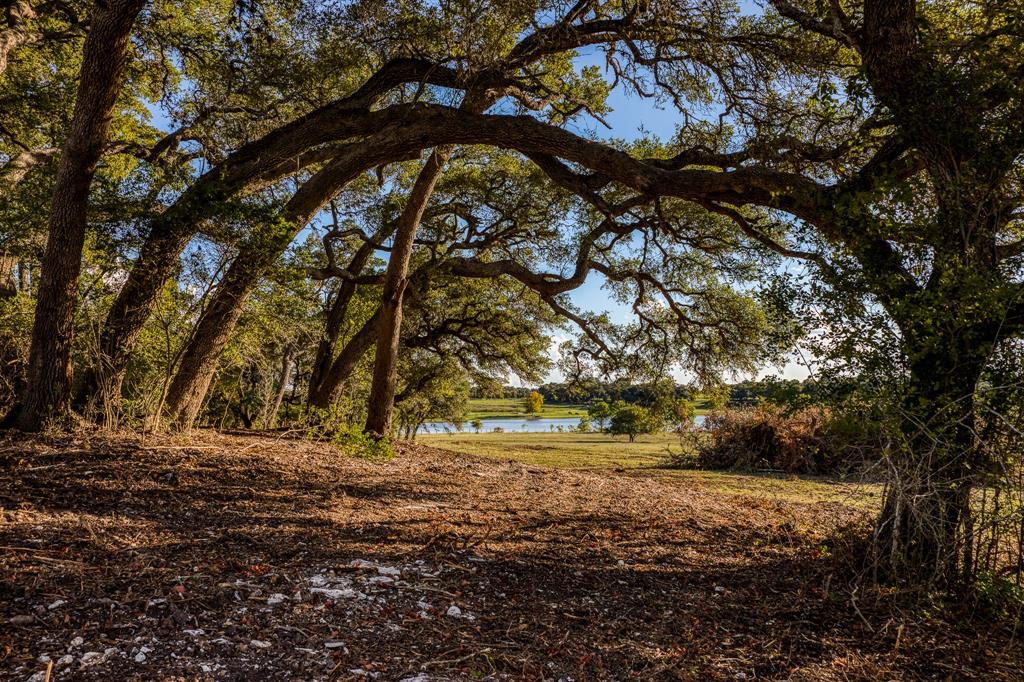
420, 415, 707, 434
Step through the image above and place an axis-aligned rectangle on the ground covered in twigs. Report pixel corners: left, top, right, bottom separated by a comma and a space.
1, 431, 1021, 681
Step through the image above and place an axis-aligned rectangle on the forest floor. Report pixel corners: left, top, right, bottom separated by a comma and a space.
2, 431, 1022, 681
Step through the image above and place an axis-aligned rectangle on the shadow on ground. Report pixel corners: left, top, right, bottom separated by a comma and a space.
0, 432, 1019, 681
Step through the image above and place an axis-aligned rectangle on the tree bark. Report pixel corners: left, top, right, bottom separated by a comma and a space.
160, 260, 256, 429
307, 238, 381, 403
0, 253, 17, 299
873, 326, 989, 585
364, 148, 451, 436
307, 306, 381, 410
10, 0, 144, 431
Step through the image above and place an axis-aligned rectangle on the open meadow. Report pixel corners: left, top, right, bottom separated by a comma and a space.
422, 431, 882, 508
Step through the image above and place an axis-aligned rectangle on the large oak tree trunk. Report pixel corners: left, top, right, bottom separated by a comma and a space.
159, 154, 401, 430
364, 149, 450, 436
74, 64, 448, 417
76, 219, 195, 417
82, 141, 418, 424
10, 0, 145, 431
873, 325, 990, 586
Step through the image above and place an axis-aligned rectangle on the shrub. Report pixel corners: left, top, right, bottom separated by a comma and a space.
609, 405, 660, 442
697, 405, 879, 474
300, 407, 394, 460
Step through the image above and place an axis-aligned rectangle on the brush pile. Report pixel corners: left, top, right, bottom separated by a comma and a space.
698, 405, 879, 474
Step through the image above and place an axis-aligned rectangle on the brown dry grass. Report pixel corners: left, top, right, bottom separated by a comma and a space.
1, 430, 1021, 681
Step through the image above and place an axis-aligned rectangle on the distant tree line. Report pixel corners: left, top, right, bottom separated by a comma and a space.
537, 376, 840, 410
537, 379, 693, 407
468, 385, 533, 400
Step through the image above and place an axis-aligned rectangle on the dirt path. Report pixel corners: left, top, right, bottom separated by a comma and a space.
1, 432, 1020, 680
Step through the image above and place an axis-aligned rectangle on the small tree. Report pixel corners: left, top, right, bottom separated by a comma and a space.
524, 390, 544, 414
663, 399, 696, 433
609, 405, 660, 442
471, 418, 483, 433
587, 400, 612, 431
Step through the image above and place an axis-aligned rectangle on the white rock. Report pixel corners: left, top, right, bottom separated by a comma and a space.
250, 639, 272, 649
310, 587, 361, 600
267, 593, 287, 605
37, 654, 51, 663
69, 637, 84, 648
47, 600, 66, 611
134, 652, 147, 663
324, 640, 348, 650
714, 585, 726, 593
80, 651, 103, 665
445, 605, 462, 618
57, 655, 73, 666
349, 559, 376, 570
377, 566, 401, 577
182, 629, 205, 637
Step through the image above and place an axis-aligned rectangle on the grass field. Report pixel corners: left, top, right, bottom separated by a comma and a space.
465, 397, 588, 419
465, 397, 710, 420
421, 430, 881, 507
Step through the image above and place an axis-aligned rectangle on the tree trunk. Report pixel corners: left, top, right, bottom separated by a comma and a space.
364, 149, 450, 436
0, 253, 17, 299
306, 237, 382, 403
161, 261, 257, 429
307, 306, 381, 409
873, 332, 988, 586
262, 343, 294, 429
10, 0, 145, 431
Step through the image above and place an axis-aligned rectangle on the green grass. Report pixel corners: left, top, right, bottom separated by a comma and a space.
464, 397, 711, 420
426, 430, 681, 467
421, 430, 881, 508
465, 398, 588, 420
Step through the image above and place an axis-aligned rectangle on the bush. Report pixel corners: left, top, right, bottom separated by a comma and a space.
300, 407, 394, 460
609, 405, 660, 442
697, 405, 879, 474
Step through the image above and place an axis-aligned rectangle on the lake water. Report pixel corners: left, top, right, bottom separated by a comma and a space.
420, 415, 706, 434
